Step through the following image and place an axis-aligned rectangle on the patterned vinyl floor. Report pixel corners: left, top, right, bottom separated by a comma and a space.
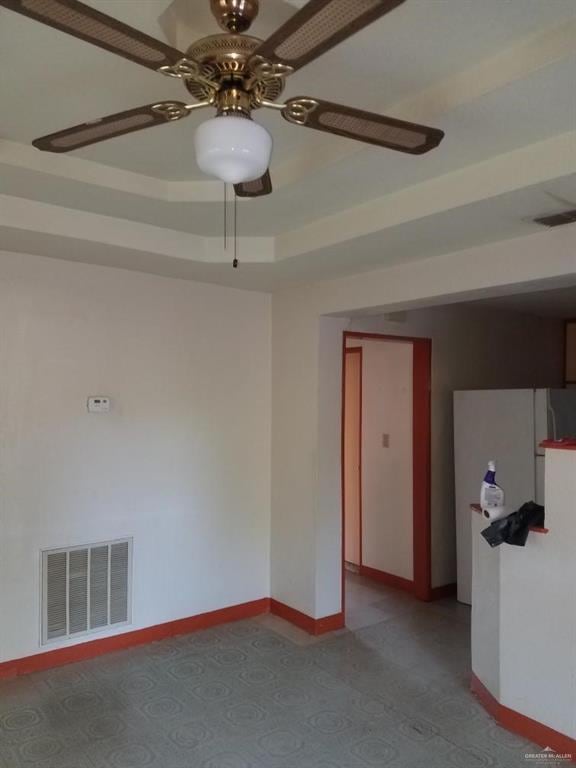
0, 575, 537, 768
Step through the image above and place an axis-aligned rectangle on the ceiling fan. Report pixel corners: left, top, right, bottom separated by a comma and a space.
0, 0, 445, 198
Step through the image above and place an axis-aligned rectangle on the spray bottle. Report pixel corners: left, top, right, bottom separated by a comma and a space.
480, 461, 507, 521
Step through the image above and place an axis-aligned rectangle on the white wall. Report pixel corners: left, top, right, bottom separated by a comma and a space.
0, 251, 271, 664
471, 506, 501, 699
473, 447, 576, 738
271, 226, 575, 619
498, 448, 576, 737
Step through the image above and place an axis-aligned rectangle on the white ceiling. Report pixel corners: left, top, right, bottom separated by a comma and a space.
460, 283, 576, 319
0, 0, 575, 290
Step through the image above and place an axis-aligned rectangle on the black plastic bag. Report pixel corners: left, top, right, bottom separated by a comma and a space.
481, 502, 545, 548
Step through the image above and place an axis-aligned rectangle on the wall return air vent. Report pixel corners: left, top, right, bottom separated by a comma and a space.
42, 539, 132, 645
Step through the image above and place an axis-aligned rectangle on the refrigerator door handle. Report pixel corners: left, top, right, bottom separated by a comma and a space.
548, 400, 558, 441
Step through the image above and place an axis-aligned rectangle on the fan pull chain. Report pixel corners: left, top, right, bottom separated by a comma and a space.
222, 184, 239, 269
223, 182, 227, 251
233, 190, 239, 269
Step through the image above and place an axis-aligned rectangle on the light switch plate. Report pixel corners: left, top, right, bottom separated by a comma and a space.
87, 396, 110, 413
382, 433, 390, 448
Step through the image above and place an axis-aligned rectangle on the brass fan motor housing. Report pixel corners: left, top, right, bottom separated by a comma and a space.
184, 34, 285, 109
210, 0, 259, 33
216, 85, 252, 116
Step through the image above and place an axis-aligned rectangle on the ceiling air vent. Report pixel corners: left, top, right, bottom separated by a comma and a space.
533, 209, 576, 228
42, 539, 132, 645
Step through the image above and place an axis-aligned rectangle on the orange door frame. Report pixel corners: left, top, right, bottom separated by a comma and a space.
341, 331, 432, 609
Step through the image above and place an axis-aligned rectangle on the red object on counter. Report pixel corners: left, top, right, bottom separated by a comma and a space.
540, 439, 576, 450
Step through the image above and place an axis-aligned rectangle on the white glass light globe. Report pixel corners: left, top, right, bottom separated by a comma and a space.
194, 115, 272, 184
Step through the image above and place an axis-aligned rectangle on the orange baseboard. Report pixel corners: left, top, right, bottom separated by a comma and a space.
0, 596, 346, 679
471, 673, 576, 762
0, 597, 270, 680
359, 568, 455, 602
270, 599, 345, 636
430, 582, 457, 600
359, 565, 414, 593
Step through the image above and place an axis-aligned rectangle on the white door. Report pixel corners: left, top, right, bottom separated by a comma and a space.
344, 349, 362, 566
361, 340, 413, 581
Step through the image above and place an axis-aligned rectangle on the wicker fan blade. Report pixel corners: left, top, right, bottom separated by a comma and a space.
33, 102, 191, 153
282, 97, 444, 154
0, 0, 185, 70
253, 0, 406, 72
234, 171, 272, 198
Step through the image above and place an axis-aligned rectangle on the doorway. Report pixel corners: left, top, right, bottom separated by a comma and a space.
341, 331, 432, 618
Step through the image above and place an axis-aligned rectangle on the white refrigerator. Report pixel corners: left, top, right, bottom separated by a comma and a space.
454, 388, 576, 605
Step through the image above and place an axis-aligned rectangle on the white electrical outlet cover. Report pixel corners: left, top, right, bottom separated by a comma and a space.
87, 397, 110, 413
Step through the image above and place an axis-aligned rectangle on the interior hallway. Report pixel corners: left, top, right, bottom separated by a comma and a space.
0, 574, 536, 768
